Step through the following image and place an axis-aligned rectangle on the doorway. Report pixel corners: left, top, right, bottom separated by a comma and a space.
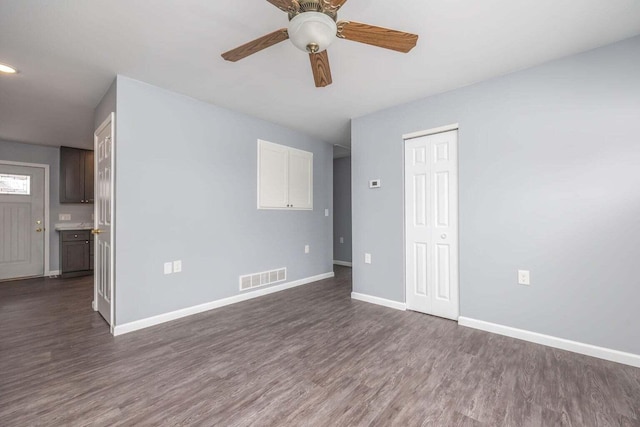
333, 153, 352, 267
0, 161, 49, 281
404, 126, 459, 320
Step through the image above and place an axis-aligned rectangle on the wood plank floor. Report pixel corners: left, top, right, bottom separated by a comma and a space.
1, 266, 639, 426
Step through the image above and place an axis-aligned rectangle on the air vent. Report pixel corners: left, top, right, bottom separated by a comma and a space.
240, 276, 252, 291
239, 267, 287, 291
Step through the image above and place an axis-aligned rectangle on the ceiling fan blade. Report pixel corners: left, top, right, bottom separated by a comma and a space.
337, 21, 418, 53
266, 0, 296, 12
309, 50, 332, 87
221, 29, 289, 62
326, 0, 349, 10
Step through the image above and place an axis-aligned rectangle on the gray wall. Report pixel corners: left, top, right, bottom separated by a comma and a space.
95, 78, 117, 130
351, 35, 640, 355
333, 156, 352, 263
112, 75, 333, 325
0, 140, 93, 271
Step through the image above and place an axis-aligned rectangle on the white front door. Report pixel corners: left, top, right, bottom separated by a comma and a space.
94, 113, 115, 327
405, 130, 459, 320
0, 164, 45, 281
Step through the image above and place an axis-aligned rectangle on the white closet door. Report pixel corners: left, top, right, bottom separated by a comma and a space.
258, 140, 289, 208
405, 130, 459, 320
287, 149, 313, 210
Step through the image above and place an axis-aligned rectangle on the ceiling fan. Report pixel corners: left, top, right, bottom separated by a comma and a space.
221, 0, 419, 87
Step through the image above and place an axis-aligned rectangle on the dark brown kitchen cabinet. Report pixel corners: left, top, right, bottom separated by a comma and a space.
60, 230, 94, 278
60, 146, 94, 204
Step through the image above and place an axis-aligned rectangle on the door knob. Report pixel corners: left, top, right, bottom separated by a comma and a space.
35, 228, 43, 232
440, 234, 447, 239
91, 229, 103, 235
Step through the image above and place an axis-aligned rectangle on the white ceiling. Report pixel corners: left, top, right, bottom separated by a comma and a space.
1, 0, 639, 149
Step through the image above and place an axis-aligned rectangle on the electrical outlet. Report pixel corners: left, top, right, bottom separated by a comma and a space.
340, 237, 344, 244
173, 260, 182, 273
304, 245, 310, 254
164, 262, 173, 275
59, 214, 71, 221
365, 253, 372, 264
518, 270, 530, 286
325, 209, 329, 217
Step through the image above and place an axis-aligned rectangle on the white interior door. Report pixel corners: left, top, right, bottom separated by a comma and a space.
405, 130, 459, 320
94, 113, 115, 327
0, 164, 45, 280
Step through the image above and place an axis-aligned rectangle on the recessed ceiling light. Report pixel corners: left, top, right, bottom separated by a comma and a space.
0, 63, 17, 74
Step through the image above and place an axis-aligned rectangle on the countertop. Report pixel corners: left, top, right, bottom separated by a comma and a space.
54, 223, 94, 231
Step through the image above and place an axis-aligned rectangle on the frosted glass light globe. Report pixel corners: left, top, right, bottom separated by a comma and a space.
287, 12, 337, 53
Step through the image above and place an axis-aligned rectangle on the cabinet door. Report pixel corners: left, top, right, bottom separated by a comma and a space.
61, 240, 90, 272
84, 150, 94, 203
288, 149, 313, 210
60, 147, 85, 203
258, 141, 289, 208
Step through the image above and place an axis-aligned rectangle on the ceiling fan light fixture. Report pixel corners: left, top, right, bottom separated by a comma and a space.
0, 63, 18, 74
287, 12, 337, 53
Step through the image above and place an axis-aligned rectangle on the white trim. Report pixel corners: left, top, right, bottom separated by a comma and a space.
48, 270, 61, 277
333, 260, 352, 267
402, 123, 459, 140
458, 317, 640, 368
351, 292, 406, 311
113, 271, 335, 336
0, 160, 51, 277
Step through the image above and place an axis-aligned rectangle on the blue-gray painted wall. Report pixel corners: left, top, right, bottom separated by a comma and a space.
351, 36, 640, 355
111, 76, 333, 325
95, 79, 117, 130
333, 156, 352, 263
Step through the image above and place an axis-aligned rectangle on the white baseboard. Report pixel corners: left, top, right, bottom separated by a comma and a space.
333, 260, 352, 267
458, 317, 640, 368
351, 292, 406, 311
47, 270, 61, 277
113, 271, 335, 336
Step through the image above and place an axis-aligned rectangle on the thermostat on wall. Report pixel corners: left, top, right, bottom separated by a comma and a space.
369, 179, 381, 188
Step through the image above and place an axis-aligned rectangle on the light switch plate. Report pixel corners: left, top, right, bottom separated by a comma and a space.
325, 209, 329, 217
340, 237, 344, 244
365, 253, 372, 264
518, 270, 530, 285
369, 179, 381, 188
305, 245, 310, 254
164, 262, 173, 275
173, 260, 182, 273
59, 214, 71, 221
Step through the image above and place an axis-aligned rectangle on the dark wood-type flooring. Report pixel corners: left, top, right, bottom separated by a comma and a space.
1, 267, 639, 426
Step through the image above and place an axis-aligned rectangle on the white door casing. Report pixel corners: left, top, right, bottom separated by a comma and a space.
94, 113, 115, 329
404, 129, 459, 320
0, 163, 46, 280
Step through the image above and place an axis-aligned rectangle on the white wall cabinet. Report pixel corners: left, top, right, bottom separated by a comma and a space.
258, 140, 313, 210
